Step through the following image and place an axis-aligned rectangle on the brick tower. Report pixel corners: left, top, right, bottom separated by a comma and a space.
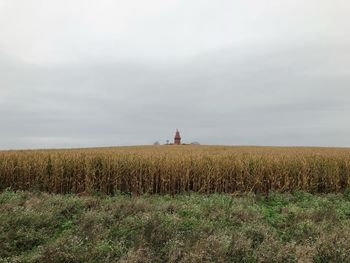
174, 129, 181, 145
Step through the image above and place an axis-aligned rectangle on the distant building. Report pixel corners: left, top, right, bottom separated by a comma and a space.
174, 129, 181, 145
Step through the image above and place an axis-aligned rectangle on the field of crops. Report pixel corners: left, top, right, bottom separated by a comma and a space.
1, 145, 350, 195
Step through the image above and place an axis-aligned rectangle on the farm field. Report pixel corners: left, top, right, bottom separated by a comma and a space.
1, 145, 350, 195
2, 146, 350, 262
1, 190, 350, 262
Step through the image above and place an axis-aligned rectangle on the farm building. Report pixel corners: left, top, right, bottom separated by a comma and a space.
174, 129, 181, 145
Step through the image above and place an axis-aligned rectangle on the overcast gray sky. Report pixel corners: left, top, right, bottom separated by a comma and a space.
1, 0, 350, 149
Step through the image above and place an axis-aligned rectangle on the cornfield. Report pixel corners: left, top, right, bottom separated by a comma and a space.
1, 145, 350, 195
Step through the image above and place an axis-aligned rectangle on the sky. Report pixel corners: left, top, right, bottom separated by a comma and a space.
0, 0, 350, 149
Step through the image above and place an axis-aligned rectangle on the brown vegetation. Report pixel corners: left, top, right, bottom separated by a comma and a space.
1, 145, 350, 195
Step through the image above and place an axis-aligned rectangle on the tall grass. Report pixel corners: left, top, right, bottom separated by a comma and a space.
1, 145, 350, 195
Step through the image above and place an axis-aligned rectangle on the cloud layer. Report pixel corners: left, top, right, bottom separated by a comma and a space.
0, 0, 350, 149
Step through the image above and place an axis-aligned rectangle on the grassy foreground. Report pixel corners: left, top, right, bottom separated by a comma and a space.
1, 190, 350, 262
